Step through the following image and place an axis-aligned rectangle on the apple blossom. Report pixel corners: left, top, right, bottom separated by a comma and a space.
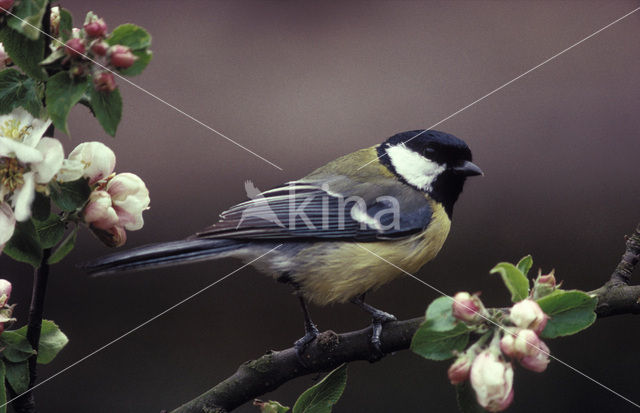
448, 353, 473, 385
0, 202, 15, 254
532, 270, 557, 299
500, 329, 547, 360
90, 41, 109, 57
0, 0, 14, 14
470, 349, 514, 412
109, 45, 137, 69
452, 292, 485, 323
519, 337, 550, 373
0, 108, 63, 222
65, 38, 86, 57
106, 173, 149, 231
83, 172, 149, 247
84, 18, 108, 38
57, 141, 116, 184
0, 279, 11, 306
510, 299, 548, 334
93, 71, 117, 92
83, 190, 118, 230
0, 42, 8, 70
50, 6, 60, 37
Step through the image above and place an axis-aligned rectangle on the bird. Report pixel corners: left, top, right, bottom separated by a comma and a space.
85, 129, 483, 358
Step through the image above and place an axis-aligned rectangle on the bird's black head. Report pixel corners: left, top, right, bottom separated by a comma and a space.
378, 129, 482, 217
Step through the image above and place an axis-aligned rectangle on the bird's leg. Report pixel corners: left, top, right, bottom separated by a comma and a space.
293, 294, 319, 363
351, 293, 397, 358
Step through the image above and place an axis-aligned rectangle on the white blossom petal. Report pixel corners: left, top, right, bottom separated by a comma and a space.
56, 159, 84, 182
66, 141, 116, 184
0, 202, 16, 244
0, 137, 43, 163
33, 137, 64, 184
107, 173, 150, 231
12, 172, 35, 221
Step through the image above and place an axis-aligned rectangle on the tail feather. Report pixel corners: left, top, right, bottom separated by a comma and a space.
83, 239, 243, 276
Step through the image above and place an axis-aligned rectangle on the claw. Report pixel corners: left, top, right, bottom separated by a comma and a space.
294, 323, 319, 367
351, 294, 396, 360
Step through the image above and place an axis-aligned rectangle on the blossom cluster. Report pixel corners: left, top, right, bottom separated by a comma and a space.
0, 279, 13, 335
447, 273, 556, 412
0, 108, 149, 253
50, 9, 137, 92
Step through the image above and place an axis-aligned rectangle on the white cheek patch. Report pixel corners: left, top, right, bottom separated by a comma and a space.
385, 144, 445, 191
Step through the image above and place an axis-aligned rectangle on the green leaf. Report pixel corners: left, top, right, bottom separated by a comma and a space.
293, 364, 347, 413
4, 360, 29, 394
87, 85, 122, 136
411, 296, 471, 361
424, 296, 459, 331
517, 255, 533, 277
536, 290, 597, 338
50, 178, 91, 212
255, 400, 290, 413
411, 322, 469, 361
0, 68, 43, 116
490, 262, 529, 302
117, 49, 152, 76
45, 72, 89, 134
47, 226, 77, 265
34, 214, 65, 249
6, 0, 47, 40
0, 26, 47, 80
0, 331, 35, 363
8, 320, 69, 365
31, 191, 50, 221
58, 8, 73, 42
456, 381, 486, 413
3, 220, 43, 268
107, 23, 151, 50
0, 360, 6, 413
35, 320, 70, 364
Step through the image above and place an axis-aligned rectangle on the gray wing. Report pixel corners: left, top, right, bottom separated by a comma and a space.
196, 176, 432, 241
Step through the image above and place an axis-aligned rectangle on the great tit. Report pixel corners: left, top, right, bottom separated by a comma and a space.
86, 129, 482, 356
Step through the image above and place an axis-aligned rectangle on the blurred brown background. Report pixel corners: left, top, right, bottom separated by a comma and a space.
3, 0, 640, 411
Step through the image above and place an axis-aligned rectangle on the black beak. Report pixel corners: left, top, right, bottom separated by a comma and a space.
452, 160, 484, 177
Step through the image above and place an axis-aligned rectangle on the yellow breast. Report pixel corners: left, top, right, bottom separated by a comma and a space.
292, 200, 451, 305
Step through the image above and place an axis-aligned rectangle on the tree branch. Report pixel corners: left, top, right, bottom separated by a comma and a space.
170, 222, 640, 413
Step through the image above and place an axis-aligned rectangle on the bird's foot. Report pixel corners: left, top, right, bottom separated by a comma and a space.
369, 310, 397, 362
294, 323, 319, 367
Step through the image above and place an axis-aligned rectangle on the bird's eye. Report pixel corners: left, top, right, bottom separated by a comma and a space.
423, 147, 435, 155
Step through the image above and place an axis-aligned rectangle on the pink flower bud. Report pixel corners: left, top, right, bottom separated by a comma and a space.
448, 355, 473, 385
501, 329, 544, 360
470, 349, 514, 412
84, 18, 107, 38
93, 71, 117, 92
509, 299, 548, 334
83, 190, 118, 230
519, 337, 550, 373
90, 40, 109, 56
452, 292, 483, 323
106, 173, 150, 231
532, 270, 557, 299
0, 0, 14, 14
109, 45, 137, 69
90, 224, 127, 248
65, 38, 86, 57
